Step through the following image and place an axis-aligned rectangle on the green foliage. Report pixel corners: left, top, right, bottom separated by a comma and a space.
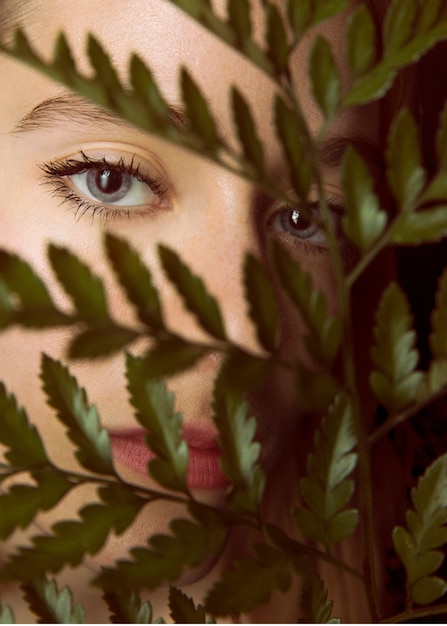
370, 283, 424, 414
299, 569, 340, 624
393, 454, 447, 606
126, 355, 189, 493
21, 578, 86, 624
0, 605, 15, 624
158, 245, 227, 341
342, 147, 387, 252
41, 354, 114, 475
2, 0, 447, 623
294, 393, 359, 548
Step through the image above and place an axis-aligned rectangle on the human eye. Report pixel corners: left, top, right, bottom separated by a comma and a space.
39, 151, 171, 220
268, 195, 344, 247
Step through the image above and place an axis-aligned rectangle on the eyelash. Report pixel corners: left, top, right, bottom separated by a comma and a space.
39, 152, 168, 221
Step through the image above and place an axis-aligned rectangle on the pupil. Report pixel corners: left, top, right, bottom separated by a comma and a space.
289, 209, 310, 231
96, 168, 123, 194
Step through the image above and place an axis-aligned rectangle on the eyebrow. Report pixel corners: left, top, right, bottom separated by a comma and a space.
13, 92, 383, 172
12, 93, 188, 134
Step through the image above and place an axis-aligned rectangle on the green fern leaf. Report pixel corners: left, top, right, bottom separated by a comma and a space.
52, 33, 76, 73
21, 577, 86, 624
41, 354, 114, 475
0, 250, 66, 328
244, 253, 279, 352
0, 383, 48, 468
386, 109, 426, 211
137, 337, 206, 379
265, 3, 289, 73
272, 241, 341, 366
342, 147, 387, 251
103, 589, 153, 624
416, 0, 444, 35
437, 102, 447, 171
393, 454, 447, 605
370, 283, 423, 413
231, 87, 265, 175
430, 269, 447, 360
129, 53, 171, 131
105, 233, 164, 330
205, 544, 291, 616
0, 472, 72, 540
217, 347, 271, 394
158, 245, 226, 340
213, 379, 265, 513
313, 0, 349, 23
287, 0, 313, 38
274, 95, 312, 200
96, 514, 227, 591
180, 68, 221, 153
309, 36, 341, 120
48, 244, 109, 322
346, 4, 376, 78
391, 206, 447, 245
294, 393, 359, 547
295, 366, 340, 412
384, 0, 417, 54
0, 605, 14, 624
1, 485, 145, 579
227, 0, 252, 43
300, 568, 340, 624
126, 354, 188, 492
169, 586, 207, 624
68, 325, 139, 360
87, 34, 122, 94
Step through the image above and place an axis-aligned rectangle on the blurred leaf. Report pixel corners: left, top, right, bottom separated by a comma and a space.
218, 347, 271, 394
96, 514, 227, 591
0, 383, 48, 468
21, 577, 86, 624
431, 270, 447, 359
265, 3, 289, 73
159, 245, 226, 340
231, 87, 265, 174
103, 589, 153, 624
393, 454, 447, 605
295, 366, 340, 412
300, 568, 339, 624
0, 472, 71, 540
419, 171, 447, 204
41, 354, 114, 475
129, 53, 170, 128
68, 324, 139, 360
228, 0, 252, 43
370, 283, 423, 413
386, 109, 426, 211
313, 0, 349, 23
48, 244, 109, 322
181, 68, 221, 153
309, 36, 341, 120
205, 544, 291, 616
294, 393, 358, 547
391, 206, 447, 245
412, 576, 447, 606
274, 95, 311, 200
0, 250, 67, 328
244, 253, 279, 352
0, 605, 14, 624
87, 34, 122, 94
105, 233, 164, 329
437, 102, 447, 171
346, 4, 376, 77
169, 586, 207, 624
342, 147, 387, 251
1, 484, 145, 579
126, 354, 188, 492
213, 378, 265, 513
384, 0, 417, 54
139, 337, 206, 379
416, 0, 444, 35
287, 0, 313, 39
272, 241, 341, 366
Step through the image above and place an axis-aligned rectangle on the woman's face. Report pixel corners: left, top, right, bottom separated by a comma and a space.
0, 0, 381, 571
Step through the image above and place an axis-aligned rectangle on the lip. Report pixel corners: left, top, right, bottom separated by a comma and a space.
109, 427, 229, 490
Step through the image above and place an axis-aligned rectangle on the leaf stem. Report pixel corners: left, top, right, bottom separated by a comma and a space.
382, 602, 447, 623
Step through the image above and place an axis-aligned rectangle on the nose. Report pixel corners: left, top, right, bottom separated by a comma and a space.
159, 168, 265, 356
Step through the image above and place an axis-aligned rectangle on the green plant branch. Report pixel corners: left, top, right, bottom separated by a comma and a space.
382, 602, 447, 624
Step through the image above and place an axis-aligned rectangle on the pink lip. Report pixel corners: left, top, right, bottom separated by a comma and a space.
109, 427, 229, 490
